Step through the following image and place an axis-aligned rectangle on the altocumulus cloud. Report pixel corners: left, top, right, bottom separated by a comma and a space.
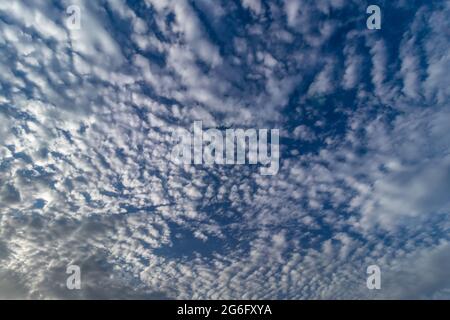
0, 0, 449, 299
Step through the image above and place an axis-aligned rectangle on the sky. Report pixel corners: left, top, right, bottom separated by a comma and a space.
0, 0, 449, 299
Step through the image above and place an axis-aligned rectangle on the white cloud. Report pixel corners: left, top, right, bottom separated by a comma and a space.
0, 0, 448, 300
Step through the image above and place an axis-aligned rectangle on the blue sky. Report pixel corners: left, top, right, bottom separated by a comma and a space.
0, 0, 449, 299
